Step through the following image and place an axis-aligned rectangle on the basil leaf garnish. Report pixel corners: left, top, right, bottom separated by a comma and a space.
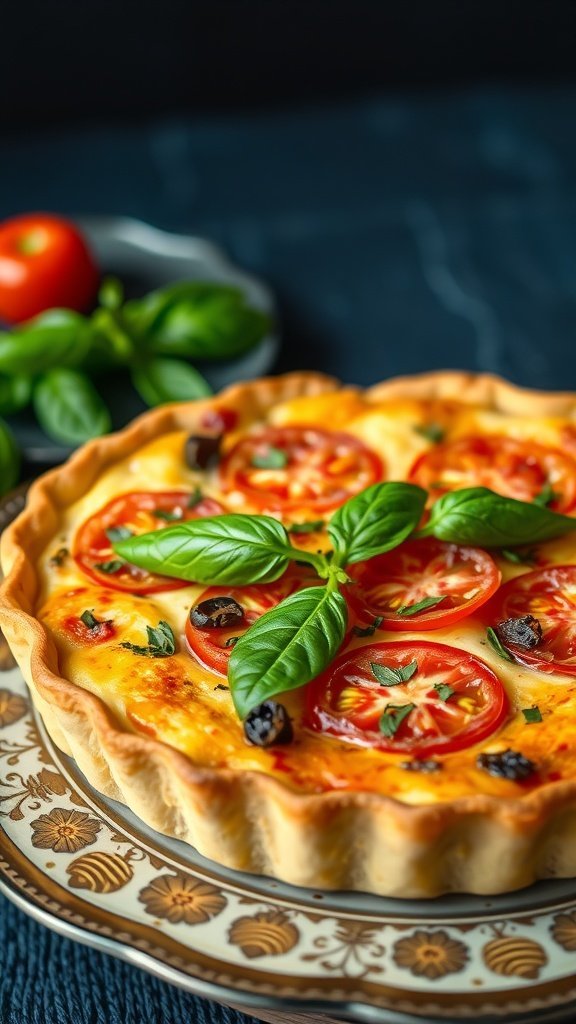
379, 703, 415, 737
228, 586, 347, 719
288, 520, 324, 534
434, 682, 455, 702
121, 620, 176, 658
522, 705, 543, 724
371, 660, 418, 685
421, 487, 576, 547
486, 626, 515, 662
113, 514, 294, 585
328, 482, 427, 565
397, 595, 445, 617
94, 559, 125, 574
105, 525, 133, 543
251, 446, 287, 469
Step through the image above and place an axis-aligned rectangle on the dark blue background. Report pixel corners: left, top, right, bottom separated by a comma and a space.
2, 81, 576, 1022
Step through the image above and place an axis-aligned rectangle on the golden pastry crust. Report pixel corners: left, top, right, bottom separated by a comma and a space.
3, 369, 576, 898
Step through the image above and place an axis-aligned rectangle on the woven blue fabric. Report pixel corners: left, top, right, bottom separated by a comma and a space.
0, 894, 260, 1024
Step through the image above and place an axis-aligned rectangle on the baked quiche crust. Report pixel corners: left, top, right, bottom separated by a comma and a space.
2, 369, 576, 898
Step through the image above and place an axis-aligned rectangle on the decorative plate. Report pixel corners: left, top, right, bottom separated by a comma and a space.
1, 495, 576, 1024
9, 216, 279, 465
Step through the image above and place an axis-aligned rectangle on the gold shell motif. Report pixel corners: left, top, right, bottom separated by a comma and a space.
228, 910, 299, 959
66, 851, 134, 894
482, 936, 548, 979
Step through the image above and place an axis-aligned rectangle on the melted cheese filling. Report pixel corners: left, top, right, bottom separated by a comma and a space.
37, 392, 576, 801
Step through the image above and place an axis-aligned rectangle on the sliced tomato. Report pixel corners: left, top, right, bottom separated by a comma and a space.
185, 566, 317, 675
486, 565, 576, 675
74, 491, 224, 593
305, 641, 508, 755
347, 539, 501, 631
409, 435, 576, 513
219, 425, 383, 512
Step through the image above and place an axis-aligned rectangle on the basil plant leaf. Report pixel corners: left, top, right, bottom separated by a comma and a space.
0, 418, 20, 495
328, 482, 427, 565
0, 310, 92, 375
421, 487, 576, 547
131, 357, 212, 407
113, 513, 292, 585
33, 368, 111, 445
124, 282, 272, 361
0, 374, 32, 416
228, 586, 348, 719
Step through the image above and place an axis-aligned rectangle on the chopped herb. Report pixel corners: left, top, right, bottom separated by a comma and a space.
397, 595, 446, 617
215, 683, 229, 691
288, 520, 324, 534
80, 610, 100, 630
522, 705, 543, 724
105, 525, 133, 543
434, 682, 455, 702
486, 626, 515, 662
353, 616, 383, 637
400, 759, 442, 773
224, 636, 240, 648
532, 482, 559, 508
187, 487, 204, 508
49, 547, 69, 567
153, 508, 183, 522
371, 660, 418, 685
501, 547, 537, 565
415, 423, 445, 444
251, 446, 288, 469
95, 559, 125, 574
476, 748, 536, 780
121, 620, 176, 658
379, 702, 416, 738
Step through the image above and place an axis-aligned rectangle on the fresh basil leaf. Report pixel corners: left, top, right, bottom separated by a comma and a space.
379, 702, 415, 738
228, 586, 347, 719
105, 526, 133, 543
113, 513, 292, 585
124, 283, 271, 361
251, 446, 287, 469
421, 487, 576, 547
434, 682, 455, 702
0, 374, 32, 416
131, 357, 212, 407
121, 619, 176, 658
33, 369, 111, 445
397, 595, 446, 617
371, 660, 418, 685
532, 482, 558, 508
486, 626, 515, 662
0, 418, 19, 495
152, 508, 183, 522
98, 276, 124, 311
501, 547, 537, 566
288, 520, 325, 534
187, 487, 203, 508
328, 482, 427, 565
94, 559, 125, 574
522, 705, 542, 724
352, 615, 383, 637
80, 610, 99, 630
0, 310, 92, 375
414, 423, 445, 443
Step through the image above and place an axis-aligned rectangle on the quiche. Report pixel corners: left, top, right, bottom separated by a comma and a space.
2, 370, 576, 898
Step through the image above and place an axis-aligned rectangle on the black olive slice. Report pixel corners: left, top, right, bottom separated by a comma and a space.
184, 434, 222, 470
243, 700, 293, 747
189, 596, 244, 630
495, 615, 543, 650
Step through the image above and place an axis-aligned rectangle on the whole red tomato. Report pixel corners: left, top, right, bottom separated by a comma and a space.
0, 213, 99, 324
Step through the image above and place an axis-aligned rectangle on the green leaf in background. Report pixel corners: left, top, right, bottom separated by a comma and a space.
0, 310, 92, 375
131, 357, 212, 406
124, 282, 272, 361
228, 586, 348, 719
113, 513, 293, 585
0, 374, 32, 416
0, 418, 20, 495
33, 368, 111, 445
328, 482, 427, 565
419, 487, 576, 547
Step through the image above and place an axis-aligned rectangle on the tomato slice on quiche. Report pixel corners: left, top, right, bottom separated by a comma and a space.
409, 435, 576, 512
487, 565, 576, 675
306, 641, 509, 755
220, 425, 383, 511
347, 538, 500, 630
186, 567, 316, 675
74, 490, 224, 593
